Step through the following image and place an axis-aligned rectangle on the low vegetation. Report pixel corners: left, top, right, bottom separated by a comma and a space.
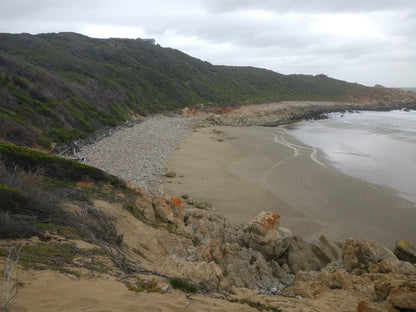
0, 142, 119, 182
15, 242, 109, 276
0, 142, 121, 243
169, 277, 198, 293
0, 32, 377, 148
126, 279, 166, 293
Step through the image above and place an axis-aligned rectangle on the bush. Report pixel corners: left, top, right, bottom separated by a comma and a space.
0, 157, 118, 243
0, 212, 40, 239
0, 142, 116, 182
169, 277, 198, 293
0, 184, 27, 212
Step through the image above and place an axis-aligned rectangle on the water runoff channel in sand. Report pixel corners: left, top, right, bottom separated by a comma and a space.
271, 129, 327, 170
243, 121, 415, 247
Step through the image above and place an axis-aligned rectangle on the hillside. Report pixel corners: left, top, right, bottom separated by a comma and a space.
0, 32, 397, 148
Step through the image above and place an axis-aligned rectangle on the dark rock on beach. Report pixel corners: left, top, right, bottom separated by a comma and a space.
394, 240, 416, 264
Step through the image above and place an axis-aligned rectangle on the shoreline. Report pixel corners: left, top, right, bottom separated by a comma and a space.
4, 103, 416, 312
69, 101, 416, 248
187, 100, 416, 128
163, 125, 416, 249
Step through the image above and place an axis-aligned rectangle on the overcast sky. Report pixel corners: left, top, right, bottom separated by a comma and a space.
1, 0, 415, 87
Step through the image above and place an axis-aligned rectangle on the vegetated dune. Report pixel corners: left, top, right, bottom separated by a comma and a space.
1, 32, 416, 148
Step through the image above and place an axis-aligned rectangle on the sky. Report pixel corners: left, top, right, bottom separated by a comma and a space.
0, 0, 415, 87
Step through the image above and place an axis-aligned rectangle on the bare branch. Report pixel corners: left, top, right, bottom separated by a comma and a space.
1, 240, 28, 312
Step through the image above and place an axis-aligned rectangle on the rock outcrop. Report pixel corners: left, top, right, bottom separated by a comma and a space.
114, 187, 416, 310
342, 238, 398, 272
394, 240, 416, 264
182, 98, 416, 128
387, 281, 416, 311
282, 237, 416, 311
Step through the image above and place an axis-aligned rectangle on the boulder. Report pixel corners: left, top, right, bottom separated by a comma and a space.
356, 301, 397, 312
133, 188, 155, 222
125, 182, 156, 222
295, 269, 352, 291
184, 209, 230, 244
317, 235, 342, 263
222, 240, 294, 292
234, 212, 335, 274
391, 260, 416, 275
332, 269, 353, 290
236, 212, 291, 259
342, 238, 397, 272
169, 196, 185, 221
374, 280, 405, 301
394, 240, 416, 264
238, 228, 289, 260
282, 280, 326, 298
388, 285, 416, 311
244, 211, 281, 236
152, 195, 182, 224
178, 261, 224, 291
284, 236, 331, 273
156, 231, 197, 264
222, 242, 281, 291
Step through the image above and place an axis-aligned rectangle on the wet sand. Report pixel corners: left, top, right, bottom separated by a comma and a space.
163, 126, 416, 249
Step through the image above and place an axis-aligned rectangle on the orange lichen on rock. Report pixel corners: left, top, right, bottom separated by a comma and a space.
246, 212, 282, 236
261, 212, 280, 231
170, 196, 184, 209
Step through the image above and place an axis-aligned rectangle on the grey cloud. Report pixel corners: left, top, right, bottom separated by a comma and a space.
201, 0, 415, 14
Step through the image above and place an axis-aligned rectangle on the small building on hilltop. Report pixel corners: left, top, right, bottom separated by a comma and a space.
139, 38, 156, 45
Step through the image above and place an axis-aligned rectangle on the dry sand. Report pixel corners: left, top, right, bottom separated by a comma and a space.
9, 268, 375, 312
163, 126, 416, 249
11, 270, 256, 312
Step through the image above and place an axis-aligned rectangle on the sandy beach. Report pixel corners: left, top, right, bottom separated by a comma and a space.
163, 125, 416, 249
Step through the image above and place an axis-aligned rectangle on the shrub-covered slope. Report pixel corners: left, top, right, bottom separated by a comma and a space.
0, 32, 382, 147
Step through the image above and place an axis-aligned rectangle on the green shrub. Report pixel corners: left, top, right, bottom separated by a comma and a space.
36, 137, 52, 149
0, 184, 27, 212
47, 128, 88, 144
0, 142, 115, 182
169, 277, 198, 293
19, 242, 78, 270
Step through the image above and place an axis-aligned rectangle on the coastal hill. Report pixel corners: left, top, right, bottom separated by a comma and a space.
1, 32, 415, 148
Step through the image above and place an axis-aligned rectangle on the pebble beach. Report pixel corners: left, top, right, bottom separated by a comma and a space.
77, 115, 193, 193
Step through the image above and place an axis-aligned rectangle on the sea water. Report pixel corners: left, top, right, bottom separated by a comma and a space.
284, 109, 416, 203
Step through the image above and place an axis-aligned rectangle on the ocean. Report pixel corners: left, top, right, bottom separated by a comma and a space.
284, 109, 416, 204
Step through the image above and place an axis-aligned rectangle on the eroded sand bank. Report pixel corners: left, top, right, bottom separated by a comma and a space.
163, 126, 416, 248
